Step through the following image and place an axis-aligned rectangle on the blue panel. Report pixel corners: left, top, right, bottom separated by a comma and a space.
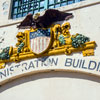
44, 0, 48, 9
40, 8, 44, 11
30, 29, 50, 39
55, 4, 60, 8
18, 14, 22, 17
14, 8, 17, 14
68, 0, 74, 4
61, 2, 67, 6
14, 1, 18, 7
13, 15, 17, 19
49, 0, 54, 4
75, 0, 80, 2
23, 12, 27, 16
11, 0, 84, 19
28, 11, 33, 14
34, 10, 39, 14
40, 1, 45, 7
49, 5, 54, 8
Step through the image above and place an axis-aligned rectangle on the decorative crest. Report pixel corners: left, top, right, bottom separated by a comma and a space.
0, 22, 96, 69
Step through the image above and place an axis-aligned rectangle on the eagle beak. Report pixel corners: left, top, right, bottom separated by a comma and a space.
65, 14, 74, 20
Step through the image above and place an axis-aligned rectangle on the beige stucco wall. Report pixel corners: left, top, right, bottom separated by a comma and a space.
0, 0, 100, 100
1, 72, 100, 100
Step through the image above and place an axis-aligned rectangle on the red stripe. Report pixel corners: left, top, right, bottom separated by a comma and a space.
30, 37, 50, 54
39, 37, 40, 53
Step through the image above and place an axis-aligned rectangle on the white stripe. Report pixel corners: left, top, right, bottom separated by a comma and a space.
31, 39, 33, 51
31, 37, 50, 54
44, 37, 46, 50
37, 37, 39, 53
34, 38, 37, 53
39, 37, 42, 53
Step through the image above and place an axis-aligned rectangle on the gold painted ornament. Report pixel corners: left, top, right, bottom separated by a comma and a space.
0, 22, 96, 69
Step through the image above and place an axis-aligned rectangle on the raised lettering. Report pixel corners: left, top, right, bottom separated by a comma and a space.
65, 58, 72, 67
73, 59, 79, 68
88, 61, 97, 70
28, 61, 35, 69
81, 60, 87, 69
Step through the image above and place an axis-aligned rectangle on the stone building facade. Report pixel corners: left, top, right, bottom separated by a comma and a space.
0, 0, 100, 100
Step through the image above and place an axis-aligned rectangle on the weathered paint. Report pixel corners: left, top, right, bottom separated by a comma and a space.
0, 0, 100, 100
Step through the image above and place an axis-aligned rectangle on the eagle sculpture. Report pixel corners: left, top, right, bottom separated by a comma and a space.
17, 9, 73, 29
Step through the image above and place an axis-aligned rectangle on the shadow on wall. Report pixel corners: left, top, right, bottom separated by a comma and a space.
0, 71, 100, 93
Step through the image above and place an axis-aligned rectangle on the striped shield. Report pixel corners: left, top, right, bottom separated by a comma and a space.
30, 29, 51, 54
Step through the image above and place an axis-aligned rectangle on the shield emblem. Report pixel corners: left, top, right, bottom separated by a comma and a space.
30, 29, 51, 54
